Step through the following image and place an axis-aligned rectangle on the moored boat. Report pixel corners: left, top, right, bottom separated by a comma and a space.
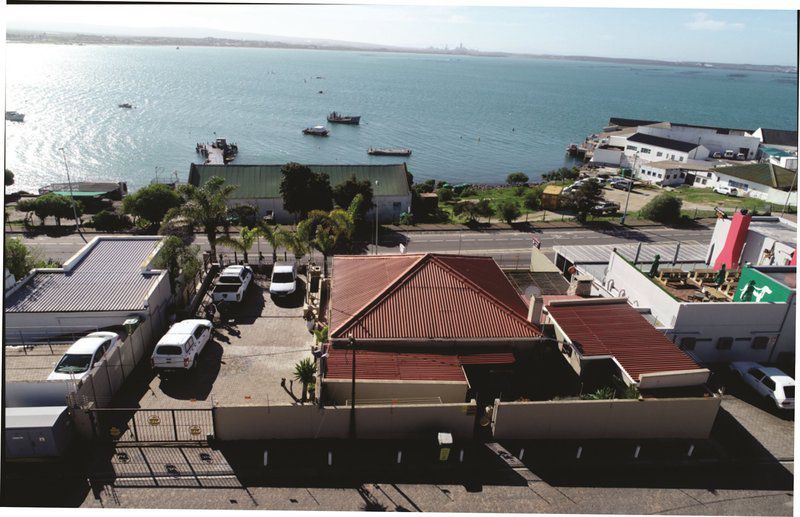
303, 126, 330, 136
367, 147, 412, 156
5, 111, 25, 122
118, 103, 133, 109
327, 112, 361, 125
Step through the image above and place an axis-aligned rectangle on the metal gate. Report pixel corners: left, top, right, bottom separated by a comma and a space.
91, 408, 214, 443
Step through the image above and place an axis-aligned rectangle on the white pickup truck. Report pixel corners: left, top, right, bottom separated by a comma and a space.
151, 319, 213, 373
211, 265, 253, 303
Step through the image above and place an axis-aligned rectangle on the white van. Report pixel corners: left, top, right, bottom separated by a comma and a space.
723, 150, 735, 159
151, 319, 213, 372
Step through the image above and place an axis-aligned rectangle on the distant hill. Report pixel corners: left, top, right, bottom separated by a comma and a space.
6, 28, 796, 74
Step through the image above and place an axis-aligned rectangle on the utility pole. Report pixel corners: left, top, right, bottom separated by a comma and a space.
58, 147, 86, 242
620, 154, 636, 225
348, 334, 357, 440
781, 169, 797, 217
374, 180, 380, 255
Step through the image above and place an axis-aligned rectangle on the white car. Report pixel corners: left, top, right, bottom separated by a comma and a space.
270, 262, 298, 296
151, 319, 213, 372
730, 361, 795, 410
48, 332, 121, 381
713, 185, 739, 197
211, 265, 253, 303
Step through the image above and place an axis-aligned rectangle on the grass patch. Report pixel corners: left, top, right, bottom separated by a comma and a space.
459, 186, 538, 213
668, 186, 792, 214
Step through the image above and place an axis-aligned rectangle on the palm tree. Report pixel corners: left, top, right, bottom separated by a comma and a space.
276, 227, 308, 263
293, 357, 318, 403
218, 226, 259, 264
257, 222, 282, 264
313, 325, 329, 346
177, 176, 237, 259
312, 226, 337, 277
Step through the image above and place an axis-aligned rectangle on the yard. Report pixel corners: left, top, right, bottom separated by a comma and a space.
666, 186, 794, 214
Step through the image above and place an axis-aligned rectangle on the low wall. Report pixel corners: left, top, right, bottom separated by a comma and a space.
324, 379, 469, 405
492, 395, 721, 440
214, 402, 477, 441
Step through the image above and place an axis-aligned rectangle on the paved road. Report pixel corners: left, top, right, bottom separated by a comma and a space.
15, 224, 714, 269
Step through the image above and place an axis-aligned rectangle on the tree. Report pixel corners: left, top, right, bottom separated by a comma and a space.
506, 172, 529, 185
524, 186, 544, 211
176, 176, 237, 259
347, 193, 367, 232
33, 193, 83, 226
566, 181, 604, 223
474, 198, 494, 221
279, 162, 333, 218
313, 325, 329, 346
153, 236, 201, 296
639, 193, 683, 225
333, 174, 374, 214
5, 169, 14, 194
276, 227, 308, 262
122, 184, 181, 226
257, 222, 282, 264
293, 357, 318, 403
437, 188, 455, 203
297, 209, 353, 276
218, 226, 259, 264
496, 200, 521, 224
91, 210, 132, 232
5, 238, 59, 280
228, 203, 258, 227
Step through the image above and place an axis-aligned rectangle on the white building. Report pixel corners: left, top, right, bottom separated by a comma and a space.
637, 124, 761, 160
636, 160, 717, 187
4, 236, 171, 343
692, 163, 798, 206
748, 127, 799, 154
189, 163, 413, 224
707, 214, 796, 269
624, 133, 710, 166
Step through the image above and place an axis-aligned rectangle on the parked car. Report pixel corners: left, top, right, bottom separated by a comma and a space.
47, 332, 121, 381
736, 152, 746, 160
151, 319, 213, 372
612, 179, 633, 191
723, 150, 735, 159
211, 265, 253, 303
713, 185, 739, 197
591, 201, 621, 215
270, 262, 298, 296
729, 361, 795, 410
712, 152, 722, 159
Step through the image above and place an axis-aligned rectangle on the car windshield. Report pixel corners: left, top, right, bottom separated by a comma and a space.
156, 345, 183, 356
54, 354, 92, 374
218, 276, 242, 284
272, 273, 295, 283
214, 284, 241, 292
783, 386, 795, 399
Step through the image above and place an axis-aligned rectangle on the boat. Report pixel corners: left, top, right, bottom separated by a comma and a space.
118, 103, 133, 109
327, 112, 361, 125
303, 126, 329, 136
368, 147, 412, 156
5, 111, 25, 122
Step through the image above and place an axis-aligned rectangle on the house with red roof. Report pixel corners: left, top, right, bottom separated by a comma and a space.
321, 253, 545, 406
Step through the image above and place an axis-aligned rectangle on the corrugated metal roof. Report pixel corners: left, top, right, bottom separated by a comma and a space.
543, 185, 563, 195
330, 254, 541, 340
5, 237, 164, 313
189, 163, 411, 199
325, 348, 514, 381
553, 242, 708, 265
546, 300, 702, 381
628, 133, 699, 153
713, 163, 796, 190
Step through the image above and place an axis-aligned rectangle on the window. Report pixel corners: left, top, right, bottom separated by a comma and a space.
680, 172, 686, 178
657, 173, 663, 178
656, 152, 663, 157
678, 157, 684, 162
626, 145, 637, 151
762, 377, 776, 391
701, 179, 707, 185
752, 336, 770, 349
748, 367, 765, 380
640, 148, 651, 154
695, 177, 701, 183
716, 337, 733, 350
679, 337, 696, 351
193, 326, 206, 340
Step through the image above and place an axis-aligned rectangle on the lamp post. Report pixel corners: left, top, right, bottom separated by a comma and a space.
348, 334, 357, 439
374, 180, 380, 255
58, 147, 86, 242
620, 154, 636, 225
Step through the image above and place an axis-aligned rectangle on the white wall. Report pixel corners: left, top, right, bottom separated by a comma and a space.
590, 148, 623, 166
228, 194, 412, 224
637, 165, 687, 187
640, 125, 760, 159
708, 218, 796, 267
603, 253, 681, 327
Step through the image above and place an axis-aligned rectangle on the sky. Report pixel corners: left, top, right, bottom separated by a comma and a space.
4, 4, 797, 65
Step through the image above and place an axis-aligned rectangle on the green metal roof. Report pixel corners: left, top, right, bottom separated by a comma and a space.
189, 163, 411, 199
51, 191, 108, 197
712, 163, 797, 190
761, 147, 793, 158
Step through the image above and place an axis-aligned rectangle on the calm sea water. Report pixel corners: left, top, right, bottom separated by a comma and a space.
5, 43, 797, 192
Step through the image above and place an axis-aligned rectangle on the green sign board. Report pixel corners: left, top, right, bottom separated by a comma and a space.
734, 266, 794, 303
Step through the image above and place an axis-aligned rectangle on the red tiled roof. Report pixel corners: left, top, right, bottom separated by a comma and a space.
546, 300, 702, 382
330, 254, 541, 340
324, 348, 515, 381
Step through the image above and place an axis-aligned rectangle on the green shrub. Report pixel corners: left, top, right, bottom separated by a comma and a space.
92, 210, 132, 232
524, 186, 544, 210
639, 193, 683, 224
399, 212, 414, 225
437, 188, 455, 202
496, 200, 521, 224
506, 172, 529, 185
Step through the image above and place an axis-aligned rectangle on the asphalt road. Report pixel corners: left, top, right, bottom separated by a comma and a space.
15, 224, 714, 269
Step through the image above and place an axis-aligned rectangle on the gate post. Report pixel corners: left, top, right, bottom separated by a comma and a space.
131, 411, 139, 442
172, 410, 179, 441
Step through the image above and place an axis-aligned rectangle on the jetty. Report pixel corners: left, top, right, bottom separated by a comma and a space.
196, 138, 238, 165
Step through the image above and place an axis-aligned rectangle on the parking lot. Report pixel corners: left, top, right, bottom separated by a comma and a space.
113, 273, 315, 409
5, 345, 72, 382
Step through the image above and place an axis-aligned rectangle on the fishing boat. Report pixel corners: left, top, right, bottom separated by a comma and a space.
327, 112, 361, 125
118, 103, 133, 109
368, 147, 412, 156
303, 126, 329, 136
5, 111, 25, 122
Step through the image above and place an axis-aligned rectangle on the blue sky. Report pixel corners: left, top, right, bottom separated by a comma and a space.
5, 5, 797, 65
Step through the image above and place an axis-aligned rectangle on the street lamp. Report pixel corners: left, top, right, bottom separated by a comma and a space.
348, 334, 357, 439
620, 154, 636, 225
58, 147, 86, 242
374, 180, 380, 255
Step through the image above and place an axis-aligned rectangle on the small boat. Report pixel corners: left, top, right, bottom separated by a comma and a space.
118, 103, 133, 109
327, 112, 361, 125
303, 126, 329, 136
368, 147, 412, 156
5, 111, 25, 122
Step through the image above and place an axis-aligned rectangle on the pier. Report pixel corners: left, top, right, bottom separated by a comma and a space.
196, 138, 238, 165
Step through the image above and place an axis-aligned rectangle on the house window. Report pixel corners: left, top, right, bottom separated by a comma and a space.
680, 172, 685, 178
678, 156, 684, 162
679, 337, 696, 351
640, 148, 651, 154
657, 173, 663, 178
656, 152, 663, 157
701, 179, 707, 185
626, 145, 637, 151
752, 336, 770, 350
716, 337, 734, 350
695, 177, 701, 183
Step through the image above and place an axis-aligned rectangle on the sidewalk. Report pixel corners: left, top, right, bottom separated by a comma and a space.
384, 218, 717, 233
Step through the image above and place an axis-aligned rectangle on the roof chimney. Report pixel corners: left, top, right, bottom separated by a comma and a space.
714, 209, 752, 270
527, 287, 544, 324
567, 274, 593, 297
